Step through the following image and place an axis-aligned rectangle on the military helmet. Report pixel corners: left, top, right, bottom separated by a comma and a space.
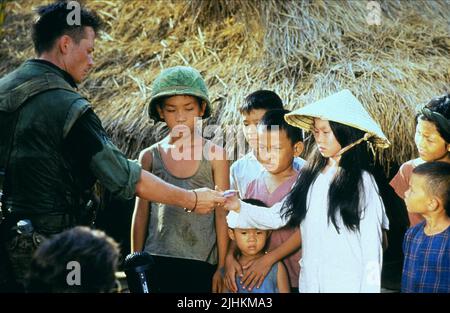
148, 66, 211, 121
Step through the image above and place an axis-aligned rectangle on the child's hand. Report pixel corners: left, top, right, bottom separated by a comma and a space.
241, 254, 273, 291
224, 195, 241, 213
193, 187, 225, 214
224, 253, 243, 293
212, 269, 224, 293
215, 187, 241, 213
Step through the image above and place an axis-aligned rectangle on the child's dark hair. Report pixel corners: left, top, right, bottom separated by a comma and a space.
242, 198, 268, 207
259, 109, 304, 145
239, 90, 283, 114
283, 122, 372, 232
412, 162, 450, 216
26, 226, 119, 293
32, 1, 102, 55
416, 94, 450, 142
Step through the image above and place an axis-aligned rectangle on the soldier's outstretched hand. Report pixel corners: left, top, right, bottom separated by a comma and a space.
192, 188, 226, 214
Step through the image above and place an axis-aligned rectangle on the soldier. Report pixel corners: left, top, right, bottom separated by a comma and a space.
0, 1, 224, 291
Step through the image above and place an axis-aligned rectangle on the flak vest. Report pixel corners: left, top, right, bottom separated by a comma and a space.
0, 60, 91, 230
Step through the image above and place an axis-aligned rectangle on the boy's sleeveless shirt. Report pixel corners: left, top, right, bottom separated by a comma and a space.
144, 144, 217, 264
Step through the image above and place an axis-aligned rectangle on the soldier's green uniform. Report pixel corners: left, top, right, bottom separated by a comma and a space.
0, 60, 141, 290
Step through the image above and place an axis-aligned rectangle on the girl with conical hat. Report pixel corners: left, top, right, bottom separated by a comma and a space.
224, 89, 391, 292
390, 94, 450, 227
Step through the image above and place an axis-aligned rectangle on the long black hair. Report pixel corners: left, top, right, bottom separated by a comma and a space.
282, 121, 371, 233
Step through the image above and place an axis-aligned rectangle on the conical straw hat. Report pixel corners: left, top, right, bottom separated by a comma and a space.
285, 89, 390, 149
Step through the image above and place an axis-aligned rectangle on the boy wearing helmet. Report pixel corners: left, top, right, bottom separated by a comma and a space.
131, 66, 229, 293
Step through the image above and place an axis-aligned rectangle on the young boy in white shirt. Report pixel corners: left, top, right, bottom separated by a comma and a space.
230, 90, 304, 196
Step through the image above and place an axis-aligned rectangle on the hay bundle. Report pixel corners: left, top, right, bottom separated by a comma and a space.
189, 0, 450, 171
1, 0, 449, 173
186, 0, 260, 25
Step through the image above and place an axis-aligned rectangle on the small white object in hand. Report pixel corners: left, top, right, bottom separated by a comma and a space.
223, 190, 237, 198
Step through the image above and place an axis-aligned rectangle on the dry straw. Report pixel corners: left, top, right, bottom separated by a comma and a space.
1, 0, 449, 173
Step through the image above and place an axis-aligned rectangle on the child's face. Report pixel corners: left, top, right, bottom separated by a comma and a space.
257, 128, 302, 174
228, 228, 269, 257
157, 95, 205, 133
241, 109, 268, 150
313, 118, 342, 158
404, 173, 436, 214
415, 119, 450, 162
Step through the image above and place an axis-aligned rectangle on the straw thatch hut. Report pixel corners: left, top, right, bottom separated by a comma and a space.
2, 0, 449, 174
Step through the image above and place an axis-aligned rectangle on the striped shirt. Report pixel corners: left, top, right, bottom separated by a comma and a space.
401, 221, 450, 293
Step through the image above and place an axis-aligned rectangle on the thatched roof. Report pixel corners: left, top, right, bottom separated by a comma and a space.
1, 0, 449, 173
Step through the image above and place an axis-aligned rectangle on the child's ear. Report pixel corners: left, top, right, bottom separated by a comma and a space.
427, 197, 439, 212
293, 141, 304, 157
228, 228, 235, 241
199, 101, 207, 117
156, 105, 164, 120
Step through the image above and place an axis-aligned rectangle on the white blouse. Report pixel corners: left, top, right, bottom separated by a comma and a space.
228, 168, 387, 293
